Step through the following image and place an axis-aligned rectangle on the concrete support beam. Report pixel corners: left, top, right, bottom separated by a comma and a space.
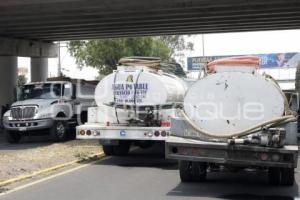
0, 37, 57, 58
31, 57, 48, 82
0, 56, 17, 107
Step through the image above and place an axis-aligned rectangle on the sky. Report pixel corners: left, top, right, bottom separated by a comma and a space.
18, 29, 300, 89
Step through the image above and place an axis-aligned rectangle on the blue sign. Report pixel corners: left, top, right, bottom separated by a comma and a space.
120, 130, 126, 137
187, 53, 300, 71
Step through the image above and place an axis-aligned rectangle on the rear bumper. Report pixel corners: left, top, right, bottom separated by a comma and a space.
166, 136, 299, 168
3, 118, 54, 132
76, 124, 170, 141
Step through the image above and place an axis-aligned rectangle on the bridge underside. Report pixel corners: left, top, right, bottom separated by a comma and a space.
1, 0, 300, 41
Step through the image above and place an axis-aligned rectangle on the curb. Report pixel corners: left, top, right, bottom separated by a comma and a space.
0, 152, 105, 188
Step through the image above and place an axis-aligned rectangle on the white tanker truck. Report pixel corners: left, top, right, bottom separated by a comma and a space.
76, 57, 188, 156
165, 56, 298, 186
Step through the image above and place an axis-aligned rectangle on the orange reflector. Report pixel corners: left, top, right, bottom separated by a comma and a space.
80, 130, 85, 135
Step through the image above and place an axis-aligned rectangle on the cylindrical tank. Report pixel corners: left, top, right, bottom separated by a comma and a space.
183, 57, 286, 137
95, 66, 187, 107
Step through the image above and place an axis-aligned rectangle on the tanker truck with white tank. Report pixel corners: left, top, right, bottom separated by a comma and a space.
165, 56, 298, 186
76, 57, 188, 156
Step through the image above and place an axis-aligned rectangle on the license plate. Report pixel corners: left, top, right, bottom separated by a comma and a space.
18, 127, 27, 132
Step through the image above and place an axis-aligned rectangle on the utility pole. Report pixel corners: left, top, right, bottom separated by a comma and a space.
202, 34, 205, 56
58, 41, 62, 77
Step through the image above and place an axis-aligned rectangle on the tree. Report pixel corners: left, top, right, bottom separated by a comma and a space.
158, 35, 194, 60
296, 62, 300, 91
68, 36, 193, 76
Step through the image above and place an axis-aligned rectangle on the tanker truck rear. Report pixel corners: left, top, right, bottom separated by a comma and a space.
77, 57, 187, 156
165, 56, 298, 186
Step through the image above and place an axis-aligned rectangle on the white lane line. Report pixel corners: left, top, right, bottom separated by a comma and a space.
0, 158, 105, 197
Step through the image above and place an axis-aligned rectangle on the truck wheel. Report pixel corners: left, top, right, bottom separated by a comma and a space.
281, 168, 294, 186
5, 131, 21, 144
113, 141, 130, 156
179, 160, 193, 182
268, 167, 281, 185
51, 120, 68, 142
103, 145, 114, 156
192, 162, 207, 182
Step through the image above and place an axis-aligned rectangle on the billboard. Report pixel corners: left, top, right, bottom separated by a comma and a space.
187, 53, 300, 71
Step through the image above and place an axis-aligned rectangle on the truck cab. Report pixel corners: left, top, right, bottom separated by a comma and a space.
3, 77, 97, 143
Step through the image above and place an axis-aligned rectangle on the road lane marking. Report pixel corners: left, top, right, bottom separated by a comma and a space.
0, 158, 106, 197
0, 152, 104, 188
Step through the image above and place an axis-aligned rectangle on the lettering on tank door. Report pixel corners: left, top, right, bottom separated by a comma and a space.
112, 83, 148, 104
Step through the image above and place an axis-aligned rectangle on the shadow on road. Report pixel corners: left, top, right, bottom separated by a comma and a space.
96, 143, 178, 170
0, 132, 69, 151
167, 171, 299, 200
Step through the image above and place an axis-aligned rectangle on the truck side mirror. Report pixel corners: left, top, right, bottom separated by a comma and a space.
289, 93, 299, 112
72, 84, 77, 99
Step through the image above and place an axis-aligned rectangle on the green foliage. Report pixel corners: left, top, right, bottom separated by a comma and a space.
160, 62, 186, 78
296, 62, 300, 92
68, 36, 193, 76
68, 37, 170, 75
158, 35, 194, 57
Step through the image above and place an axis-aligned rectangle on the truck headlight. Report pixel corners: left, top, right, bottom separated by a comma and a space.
3, 116, 11, 122
39, 113, 52, 119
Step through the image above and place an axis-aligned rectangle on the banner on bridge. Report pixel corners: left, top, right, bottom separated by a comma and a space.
187, 53, 300, 71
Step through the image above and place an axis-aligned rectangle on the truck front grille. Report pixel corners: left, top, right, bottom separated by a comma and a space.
11, 106, 36, 120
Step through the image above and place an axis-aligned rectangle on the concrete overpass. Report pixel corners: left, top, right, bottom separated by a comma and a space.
0, 0, 300, 110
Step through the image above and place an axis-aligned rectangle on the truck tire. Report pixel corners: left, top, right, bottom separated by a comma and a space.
268, 167, 281, 185
51, 120, 68, 142
179, 160, 193, 182
281, 168, 294, 186
192, 162, 207, 182
113, 141, 130, 156
103, 145, 114, 156
5, 131, 21, 144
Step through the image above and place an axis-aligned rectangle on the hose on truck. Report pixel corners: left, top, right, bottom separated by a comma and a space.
180, 73, 297, 139
180, 110, 296, 139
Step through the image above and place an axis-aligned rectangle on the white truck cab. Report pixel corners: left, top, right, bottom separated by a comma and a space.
3, 77, 97, 143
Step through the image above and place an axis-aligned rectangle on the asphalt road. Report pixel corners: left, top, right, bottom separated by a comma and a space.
0, 144, 299, 200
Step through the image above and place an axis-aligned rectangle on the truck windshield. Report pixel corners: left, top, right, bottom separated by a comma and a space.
19, 83, 62, 100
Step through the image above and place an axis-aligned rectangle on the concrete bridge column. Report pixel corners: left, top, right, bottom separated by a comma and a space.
0, 56, 17, 108
31, 57, 48, 82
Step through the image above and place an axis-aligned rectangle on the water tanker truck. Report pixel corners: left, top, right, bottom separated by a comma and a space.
76, 57, 188, 156
165, 56, 298, 186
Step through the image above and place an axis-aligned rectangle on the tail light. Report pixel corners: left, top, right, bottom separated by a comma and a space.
91, 130, 100, 136
161, 131, 167, 137
147, 132, 153, 137
154, 131, 160, 137
86, 130, 92, 136
261, 153, 268, 161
